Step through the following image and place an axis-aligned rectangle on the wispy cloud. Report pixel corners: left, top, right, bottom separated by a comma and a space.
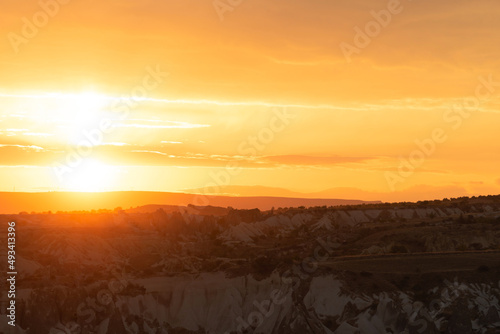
116, 121, 210, 129
21, 132, 54, 137
0, 144, 44, 151
102, 150, 376, 169
4, 128, 29, 132
130, 150, 170, 156
102, 142, 130, 146
265, 155, 373, 166
0, 92, 383, 112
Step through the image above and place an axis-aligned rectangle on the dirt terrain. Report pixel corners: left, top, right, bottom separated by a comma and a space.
1, 194, 500, 333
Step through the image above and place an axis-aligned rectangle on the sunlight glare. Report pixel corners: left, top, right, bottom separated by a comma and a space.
65, 159, 117, 192
57, 92, 112, 145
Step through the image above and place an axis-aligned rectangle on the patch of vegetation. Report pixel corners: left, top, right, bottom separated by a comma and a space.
477, 265, 490, 273
360, 271, 373, 277
389, 244, 408, 254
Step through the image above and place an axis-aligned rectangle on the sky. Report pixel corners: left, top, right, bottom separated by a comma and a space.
0, 0, 499, 202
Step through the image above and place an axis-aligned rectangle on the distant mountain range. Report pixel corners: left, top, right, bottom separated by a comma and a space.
184, 184, 476, 202
0, 183, 486, 214
0, 190, 380, 214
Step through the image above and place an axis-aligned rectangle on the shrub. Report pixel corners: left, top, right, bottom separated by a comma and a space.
389, 244, 408, 254
477, 265, 490, 273
360, 271, 373, 277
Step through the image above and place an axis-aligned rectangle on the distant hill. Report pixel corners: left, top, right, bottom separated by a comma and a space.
0, 191, 380, 214
125, 204, 230, 216
186, 184, 479, 203
183, 185, 306, 198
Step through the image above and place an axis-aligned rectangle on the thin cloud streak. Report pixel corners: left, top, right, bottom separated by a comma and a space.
116, 122, 210, 129
0, 92, 379, 112
1, 92, 499, 114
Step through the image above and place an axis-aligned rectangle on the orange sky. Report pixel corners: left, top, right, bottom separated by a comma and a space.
0, 0, 499, 202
